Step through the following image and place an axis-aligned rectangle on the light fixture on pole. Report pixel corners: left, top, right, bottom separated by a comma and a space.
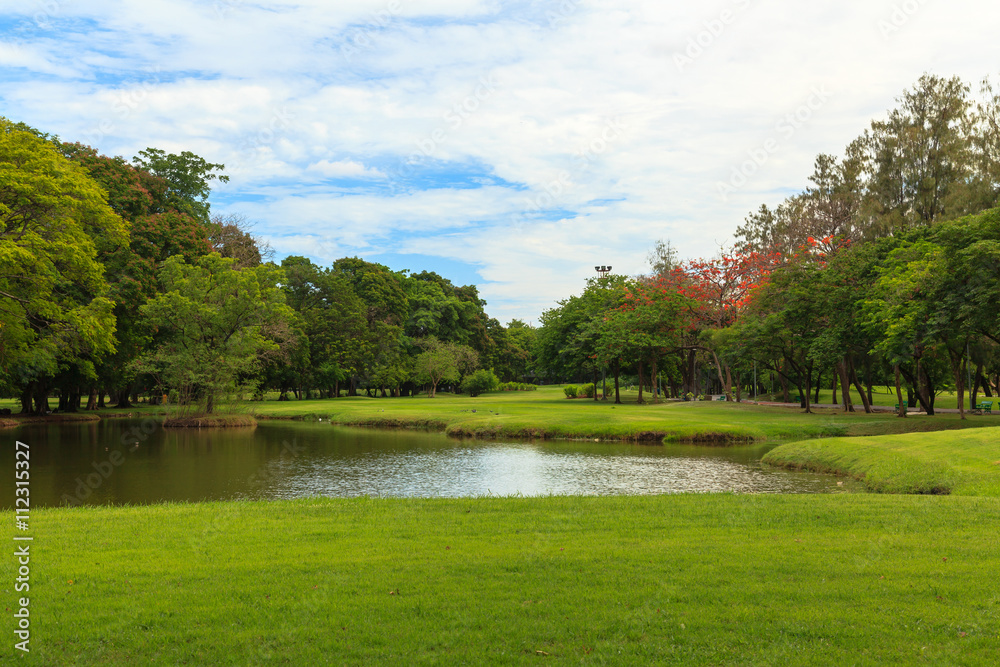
595, 265, 612, 278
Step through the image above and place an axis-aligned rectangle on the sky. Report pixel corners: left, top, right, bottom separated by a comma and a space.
2, 0, 999, 323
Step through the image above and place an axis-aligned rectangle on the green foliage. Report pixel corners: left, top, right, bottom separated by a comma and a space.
563, 384, 578, 398
537, 275, 628, 382
412, 337, 474, 397
0, 118, 128, 411
499, 381, 537, 391
132, 147, 228, 223
460, 368, 500, 397
138, 253, 293, 414
579, 382, 595, 398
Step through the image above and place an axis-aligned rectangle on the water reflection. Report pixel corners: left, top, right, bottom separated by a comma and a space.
1, 419, 847, 507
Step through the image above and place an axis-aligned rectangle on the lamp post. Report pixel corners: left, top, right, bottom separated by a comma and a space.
594, 266, 612, 399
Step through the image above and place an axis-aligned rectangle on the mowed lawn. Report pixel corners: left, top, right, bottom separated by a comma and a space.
7, 389, 1000, 664
249, 386, 999, 442
764, 427, 1000, 495
8, 494, 1000, 665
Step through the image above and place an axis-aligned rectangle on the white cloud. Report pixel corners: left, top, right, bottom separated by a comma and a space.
307, 159, 385, 179
3, 0, 1000, 319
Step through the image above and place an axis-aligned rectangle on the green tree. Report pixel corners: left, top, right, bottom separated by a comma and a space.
412, 337, 477, 397
461, 368, 500, 396
139, 253, 292, 414
0, 119, 128, 414
132, 148, 228, 223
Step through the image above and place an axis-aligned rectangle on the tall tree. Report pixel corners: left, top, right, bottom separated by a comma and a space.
139, 253, 292, 414
0, 119, 128, 414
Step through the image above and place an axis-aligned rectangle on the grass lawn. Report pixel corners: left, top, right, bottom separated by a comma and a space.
230, 386, 997, 443
758, 384, 1000, 410
7, 388, 1000, 664
763, 428, 1000, 495
7, 494, 1000, 665
8, 386, 999, 443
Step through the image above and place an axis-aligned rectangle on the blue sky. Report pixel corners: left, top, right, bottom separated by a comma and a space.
2, 0, 999, 321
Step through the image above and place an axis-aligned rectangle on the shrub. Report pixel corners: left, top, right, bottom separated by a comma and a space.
580, 383, 595, 398
563, 385, 578, 398
460, 369, 500, 397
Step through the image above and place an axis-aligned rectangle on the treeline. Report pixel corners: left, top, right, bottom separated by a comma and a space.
535, 73, 1000, 416
1, 119, 535, 415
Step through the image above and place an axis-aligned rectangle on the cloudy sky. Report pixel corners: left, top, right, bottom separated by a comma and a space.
2, 0, 998, 321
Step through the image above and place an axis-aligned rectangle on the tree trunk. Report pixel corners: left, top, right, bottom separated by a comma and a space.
971, 362, 983, 406
895, 364, 906, 417
864, 359, 873, 406
847, 357, 872, 413
613, 360, 621, 404
837, 361, 853, 412
949, 346, 966, 420
650, 358, 658, 404
114, 387, 132, 409
19, 388, 32, 415
708, 350, 730, 401
916, 357, 934, 415
813, 368, 822, 404
780, 364, 789, 402
831, 367, 838, 405
86, 387, 98, 411
684, 349, 696, 397
637, 360, 645, 404
803, 367, 813, 414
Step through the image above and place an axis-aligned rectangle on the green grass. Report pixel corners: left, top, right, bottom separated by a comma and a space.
7, 495, 999, 665
763, 428, 1000, 495
12, 386, 1000, 443
241, 385, 997, 443
760, 384, 999, 410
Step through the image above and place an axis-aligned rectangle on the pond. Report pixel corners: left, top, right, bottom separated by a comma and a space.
2, 419, 848, 507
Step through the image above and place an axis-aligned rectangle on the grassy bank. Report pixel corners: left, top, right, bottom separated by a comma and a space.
249, 386, 996, 443
7, 495, 999, 665
7, 387, 998, 442
763, 428, 1000, 495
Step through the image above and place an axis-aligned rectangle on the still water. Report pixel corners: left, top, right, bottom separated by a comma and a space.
3, 419, 846, 507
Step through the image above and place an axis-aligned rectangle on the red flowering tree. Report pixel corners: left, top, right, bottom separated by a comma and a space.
657, 248, 782, 400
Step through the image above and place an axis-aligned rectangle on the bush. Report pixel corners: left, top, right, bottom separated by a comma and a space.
563, 385, 578, 398
580, 383, 595, 398
460, 369, 500, 397
499, 381, 537, 391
